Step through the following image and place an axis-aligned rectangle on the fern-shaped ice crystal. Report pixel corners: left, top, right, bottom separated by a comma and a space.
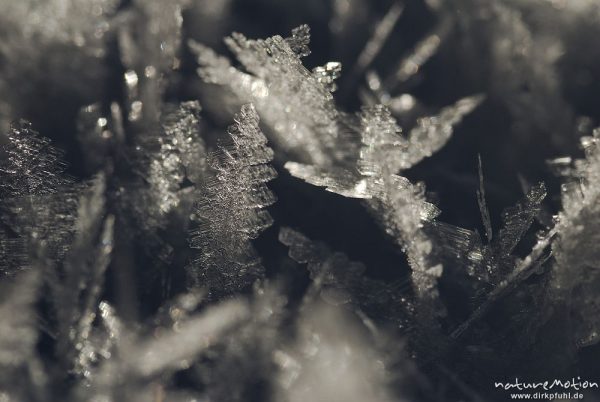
189, 104, 277, 295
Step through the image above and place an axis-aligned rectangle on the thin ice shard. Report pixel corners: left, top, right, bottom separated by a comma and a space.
346, 3, 404, 86
494, 182, 546, 257
476, 155, 493, 242
188, 104, 276, 295
285, 162, 372, 199
127, 300, 249, 377
369, 174, 445, 321
398, 95, 484, 169
385, 19, 451, 90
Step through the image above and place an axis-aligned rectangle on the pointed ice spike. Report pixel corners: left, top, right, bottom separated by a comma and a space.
345, 2, 404, 88
476, 155, 493, 243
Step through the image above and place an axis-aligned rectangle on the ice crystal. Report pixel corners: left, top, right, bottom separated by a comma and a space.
188, 104, 276, 295
141, 101, 207, 230
551, 129, 600, 347
0, 270, 39, 368
78, 297, 249, 402
346, 3, 404, 86
47, 175, 114, 376
385, 19, 452, 91
191, 284, 286, 402
275, 303, 395, 402
0, 121, 82, 263
0, 120, 73, 198
279, 227, 412, 327
286, 98, 482, 321
1, 3, 600, 401
476, 155, 494, 242
190, 26, 353, 167
286, 95, 482, 198
0, 270, 44, 401
454, 0, 574, 149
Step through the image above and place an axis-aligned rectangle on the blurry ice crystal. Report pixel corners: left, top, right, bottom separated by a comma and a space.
550, 128, 600, 347
0, 0, 118, 131
0, 121, 83, 262
0, 271, 39, 368
279, 227, 413, 328
276, 303, 395, 402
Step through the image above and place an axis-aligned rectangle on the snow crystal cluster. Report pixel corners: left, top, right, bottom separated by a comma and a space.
0, 0, 599, 401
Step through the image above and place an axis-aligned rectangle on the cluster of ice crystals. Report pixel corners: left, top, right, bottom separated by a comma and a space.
287, 96, 481, 200
551, 129, 600, 347
146, 101, 206, 225
286, 98, 482, 322
0, 121, 73, 198
189, 104, 276, 295
312, 62, 343, 93
0, 121, 83, 264
190, 26, 350, 167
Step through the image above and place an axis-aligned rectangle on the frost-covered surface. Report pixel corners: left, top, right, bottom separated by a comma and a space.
0, 0, 599, 401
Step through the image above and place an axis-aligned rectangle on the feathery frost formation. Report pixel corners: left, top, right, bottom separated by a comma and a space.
189, 104, 276, 295
286, 97, 482, 323
0, 0, 600, 400
190, 26, 353, 167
